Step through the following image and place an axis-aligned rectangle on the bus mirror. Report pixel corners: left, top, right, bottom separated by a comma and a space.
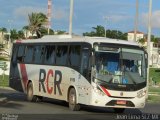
146, 58, 148, 68
145, 53, 148, 68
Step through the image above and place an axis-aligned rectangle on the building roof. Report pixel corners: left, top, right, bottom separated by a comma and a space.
128, 31, 144, 34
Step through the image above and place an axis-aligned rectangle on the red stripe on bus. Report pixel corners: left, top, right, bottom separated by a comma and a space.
100, 86, 111, 96
20, 64, 28, 90
16, 40, 22, 43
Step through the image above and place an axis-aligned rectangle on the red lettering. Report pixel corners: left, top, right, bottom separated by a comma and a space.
46, 69, 54, 94
39, 69, 62, 95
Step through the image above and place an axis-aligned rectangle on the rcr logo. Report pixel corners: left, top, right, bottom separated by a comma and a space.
39, 69, 62, 95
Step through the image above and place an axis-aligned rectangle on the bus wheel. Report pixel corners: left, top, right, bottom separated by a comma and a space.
114, 108, 125, 113
37, 96, 43, 102
68, 88, 80, 111
27, 82, 38, 102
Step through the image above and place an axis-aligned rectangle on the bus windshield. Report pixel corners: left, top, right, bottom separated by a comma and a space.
94, 47, 146, 86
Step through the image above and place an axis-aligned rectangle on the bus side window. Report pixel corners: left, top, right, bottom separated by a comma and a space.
81, 48, 90, 78
56, 45, 68, 66
34, 46, 45, 64
24, 46, 34, 63
17, 45, 25, 63
68, 45, 81, 70
44, 45, 55, 65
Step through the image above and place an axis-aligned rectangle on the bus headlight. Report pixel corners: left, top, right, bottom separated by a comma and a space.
92, 86, 105, 96
137, 90, 146, 98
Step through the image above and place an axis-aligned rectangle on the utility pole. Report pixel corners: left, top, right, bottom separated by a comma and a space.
103, 16, 107, 38
147, 0, 152, 67
47, 0, 52, 35
8, 20, 13, 50
69, 0, 74, 36
134, 0, 139, 42
147, 0, 152, 99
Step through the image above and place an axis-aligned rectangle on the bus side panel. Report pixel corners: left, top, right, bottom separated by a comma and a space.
16, 64, 92, 104
9, 61, 23, 92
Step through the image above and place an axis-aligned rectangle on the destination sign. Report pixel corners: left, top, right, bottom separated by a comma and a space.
98, 46, 119, 52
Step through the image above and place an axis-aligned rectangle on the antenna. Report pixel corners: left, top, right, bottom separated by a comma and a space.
47, 0, 52, 34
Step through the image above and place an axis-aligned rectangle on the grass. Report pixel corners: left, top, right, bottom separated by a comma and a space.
0, 75, 9, 87
147, 86, 160, 103
149, 86, 160, 93
149, 68, 160, 84
147, 68, 160, 103
147, 95, 160, 103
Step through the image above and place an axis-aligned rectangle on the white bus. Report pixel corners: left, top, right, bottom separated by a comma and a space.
9, 35, 148, 113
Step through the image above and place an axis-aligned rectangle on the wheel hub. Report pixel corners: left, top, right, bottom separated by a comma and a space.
70, 94, 75, 105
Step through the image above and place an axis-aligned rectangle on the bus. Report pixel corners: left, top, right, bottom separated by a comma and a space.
9, 35, 148, 112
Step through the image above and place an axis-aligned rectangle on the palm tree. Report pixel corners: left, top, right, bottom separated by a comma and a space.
18, 30, 25, 39
28, 12, 48, 38
92, 25, 105, 37
10, 29, 19, 41
23, 26, 29, 38
0, 27, 7, 36
138, 38, 145, 45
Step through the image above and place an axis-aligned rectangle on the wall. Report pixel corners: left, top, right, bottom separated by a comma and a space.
127, 33, 144, 42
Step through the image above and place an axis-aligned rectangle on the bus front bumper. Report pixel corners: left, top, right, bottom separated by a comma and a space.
89, 92, 146, 109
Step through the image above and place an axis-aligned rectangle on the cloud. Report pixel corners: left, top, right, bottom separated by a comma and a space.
141, 10, 160, 28
103, 14, 132, 23
14, 6, 46, 19
53, 8, 68, 20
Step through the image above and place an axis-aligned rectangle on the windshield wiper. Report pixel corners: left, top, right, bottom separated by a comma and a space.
95, 75, 113, 82
124, 72, 137, 85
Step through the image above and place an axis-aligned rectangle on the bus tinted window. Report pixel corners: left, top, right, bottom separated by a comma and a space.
81, 48, 90, 77
69, 45, 81, 67
34, 46, 45, 64
56, 46, 68, 65
44, 45, 55, 64
17, 45, 25, 62
12, 45, 18, 62
24, 46, 34, 63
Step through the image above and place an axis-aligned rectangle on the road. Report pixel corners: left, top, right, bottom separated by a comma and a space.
0, 88, 160, 120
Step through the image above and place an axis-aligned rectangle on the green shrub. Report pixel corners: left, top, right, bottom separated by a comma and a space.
149, 68, 160, 84
0, 75, 9, 87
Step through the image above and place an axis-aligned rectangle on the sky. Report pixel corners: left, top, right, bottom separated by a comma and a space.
0, 0, 160, 37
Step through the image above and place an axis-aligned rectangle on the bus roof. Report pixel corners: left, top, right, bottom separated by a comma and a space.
15, 35, 140, 47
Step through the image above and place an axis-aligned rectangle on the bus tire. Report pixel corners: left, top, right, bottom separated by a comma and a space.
27, 82, 38, 102
37, 96, 43, 102
114, 108, 125, 113
68, 88, 80, 111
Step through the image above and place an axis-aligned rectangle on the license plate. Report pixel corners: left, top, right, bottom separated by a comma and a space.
116, 100, 126, 105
